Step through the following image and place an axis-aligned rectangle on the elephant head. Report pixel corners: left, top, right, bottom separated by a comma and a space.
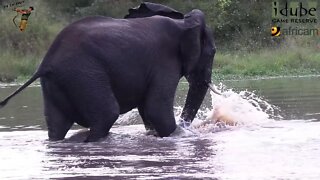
179, 10, 216, 124
125, 3, 216, 124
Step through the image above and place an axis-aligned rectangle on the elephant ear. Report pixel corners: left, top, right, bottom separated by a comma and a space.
124, 2, 184, 19
180, 9, 205, 76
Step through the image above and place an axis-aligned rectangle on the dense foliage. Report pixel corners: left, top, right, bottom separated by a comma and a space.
0, 0, 319, 82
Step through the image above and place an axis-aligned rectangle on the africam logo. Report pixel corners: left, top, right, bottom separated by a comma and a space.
271, 1, 318, 37
271, 26, 281, 36
271, 26, 320, 36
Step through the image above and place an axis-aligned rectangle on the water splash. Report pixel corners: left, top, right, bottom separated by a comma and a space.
115, 82, 282, 135
116, 109, 140, 125
191, 83, 282, 133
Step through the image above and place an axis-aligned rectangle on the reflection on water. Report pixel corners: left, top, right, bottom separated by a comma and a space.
0, 128, 219, 179
0, 86, 45, 131
0, 76, 320, 179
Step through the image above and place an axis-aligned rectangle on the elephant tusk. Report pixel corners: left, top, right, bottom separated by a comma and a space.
207, 83, 222, 95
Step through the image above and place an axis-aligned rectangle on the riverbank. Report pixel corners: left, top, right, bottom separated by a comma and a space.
0, 46, 319, 83
213, 46, 320, 81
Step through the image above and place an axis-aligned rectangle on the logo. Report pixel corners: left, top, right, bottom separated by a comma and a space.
272, 1, 317, 18
271, 26, 281, 36
271, 1, 319, 37
2, 0, 25, 9
272, 1, 317, 24
12, 6, 34, 32
3, 1, 34, 32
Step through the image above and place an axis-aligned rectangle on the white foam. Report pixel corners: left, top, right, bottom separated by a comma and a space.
190, 83, 280, 134
213, 83, 278, 122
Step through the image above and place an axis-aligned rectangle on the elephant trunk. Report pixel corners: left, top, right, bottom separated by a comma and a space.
180, 80, 209, 125
180, 26, 216, 126
180, 80, 222, 126
180, 54, 213, 125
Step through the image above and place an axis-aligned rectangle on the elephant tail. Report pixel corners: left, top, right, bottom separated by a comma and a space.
0, 71, 42, 109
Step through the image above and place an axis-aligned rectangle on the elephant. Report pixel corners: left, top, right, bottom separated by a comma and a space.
0, 2, 216, 142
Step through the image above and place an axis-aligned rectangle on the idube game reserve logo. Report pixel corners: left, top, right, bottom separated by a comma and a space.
271, 1, 319, 36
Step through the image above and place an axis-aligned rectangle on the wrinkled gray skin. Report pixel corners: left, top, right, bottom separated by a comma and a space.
0, 3, 216, 142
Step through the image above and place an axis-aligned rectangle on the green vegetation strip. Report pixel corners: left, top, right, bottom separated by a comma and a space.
0, 0, 319, 83
1, 47, 319, 83
213, 47, 320, 81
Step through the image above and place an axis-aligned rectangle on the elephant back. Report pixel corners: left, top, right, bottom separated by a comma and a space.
124, 2, 184, 19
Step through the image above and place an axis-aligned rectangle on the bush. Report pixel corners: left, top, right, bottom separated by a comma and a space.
0, 0, 318, 82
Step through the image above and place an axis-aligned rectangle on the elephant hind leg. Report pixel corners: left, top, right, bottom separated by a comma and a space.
61, 71, 120, 142
139, 106, 160, 136
41, 78, 74, 141
143, 81, 178, 137
138, 106, 155, 131
83, 87, 120, 142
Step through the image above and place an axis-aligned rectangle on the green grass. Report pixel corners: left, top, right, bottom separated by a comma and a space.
0, 51, 39, 82
1, 0, 319, 83
213, 46, 320, 81
1, 2, 319, 83
1, 46, 320, 83
0, 0, 320, 82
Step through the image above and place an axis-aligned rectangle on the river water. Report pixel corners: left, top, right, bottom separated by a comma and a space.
0, 76, 320, 179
